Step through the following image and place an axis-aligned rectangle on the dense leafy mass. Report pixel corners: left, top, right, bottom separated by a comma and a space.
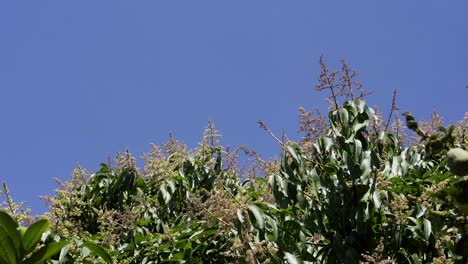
1, 62, 467, 263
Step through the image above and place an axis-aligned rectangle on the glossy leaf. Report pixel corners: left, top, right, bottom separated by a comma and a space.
82, 242, 113, 263
248, 205, 264, 229
23, 241, 68, 264
0, 211, 22, 259
422, 219, 431, 240
22, 219, 50, 255
58, 244, 71, 264
0, 225, 17, 264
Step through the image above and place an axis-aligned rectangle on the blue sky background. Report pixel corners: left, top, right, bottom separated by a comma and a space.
1, 1, 467, 214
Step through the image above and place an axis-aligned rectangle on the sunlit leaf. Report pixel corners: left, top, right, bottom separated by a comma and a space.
22, 219, 50, 255
23, 241, 68, 264
236, 209, 244, 223
82, 242, 113, 263
422, 219, 432, 240
0, 211, 22, 259
248, 205, 264, 229
0, 226, 17, 264
58, 244, 71, 264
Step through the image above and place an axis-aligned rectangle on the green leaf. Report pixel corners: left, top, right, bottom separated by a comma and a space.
98, 163, 111, 173
167, 252, 185, 262
282, 220, 301, 239
22, 219, 50, 255
194, 228, 217, 240
354, 98, 366, 113
82, 242, 113, 263
236, 209, 244, 223
422, 218, 432, 240
266, 216, 278, 240
372, 189, 381, 208
23, 241, 68, 264
58, 244, 71, 264
286, 144, 300, 163
159, 184, 171, 205
0, 226, 17, 264
284, 251, 303, 264
167, 179, 176, 194
338, 108, 349, 125
407, 217, 419, 228
353, 121, 368, 134
136, 177, 147, 192
248, 205, 264, 229
188, 229, 204, 240
183, 241, 193, 259
352, 139, 362, 159
0, 211, 22, 259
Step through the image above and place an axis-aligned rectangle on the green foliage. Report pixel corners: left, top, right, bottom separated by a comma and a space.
81, 242, 113, 264
0, 210, 68, 264
43, 100, 468, 263
4, 61, 468, 263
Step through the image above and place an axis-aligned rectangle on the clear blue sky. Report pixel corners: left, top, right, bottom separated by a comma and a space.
1, 1, 467, 214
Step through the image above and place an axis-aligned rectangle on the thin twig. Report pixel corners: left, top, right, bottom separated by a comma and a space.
316, 55, 339, 110
258, 120, 285, 148
384, 88, 398, 132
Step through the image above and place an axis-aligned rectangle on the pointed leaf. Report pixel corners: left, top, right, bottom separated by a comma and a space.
167, 179, 176, 194
339, 108, 349, 124
23, 219, 50, 254
0, 226, 17, 264
286, 144, 300, 163
82, 242, 113, 263
0, 211, 22, 260
58, 244, 71, 264
159, 184, 171, 205
355, 98, 366, 113
372, 189, 381, 208
236, 209, 244, 223
423, 219, 432, 240
23, 241, 68, 264
322, 137, 333, 153
266, 216, 278, 240
248, 205, 264, 229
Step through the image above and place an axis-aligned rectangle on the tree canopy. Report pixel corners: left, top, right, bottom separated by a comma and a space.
1, 61, 467, 263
